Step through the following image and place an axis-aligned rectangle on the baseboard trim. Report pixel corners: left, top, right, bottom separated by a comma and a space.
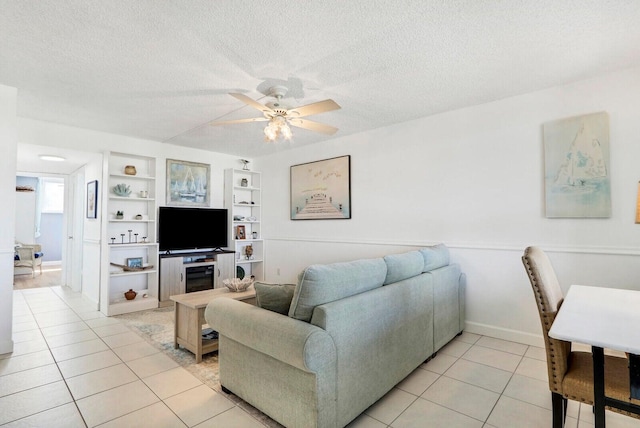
0, 339, 14, 355
465, 321, 544, 348
82, 294, 99, 311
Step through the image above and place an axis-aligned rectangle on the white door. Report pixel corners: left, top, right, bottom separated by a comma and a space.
64, 169, 85, 292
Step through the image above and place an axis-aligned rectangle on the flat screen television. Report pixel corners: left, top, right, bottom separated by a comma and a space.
158, 206, 228, 252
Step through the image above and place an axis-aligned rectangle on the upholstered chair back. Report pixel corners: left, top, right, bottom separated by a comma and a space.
522, 246, 571, 394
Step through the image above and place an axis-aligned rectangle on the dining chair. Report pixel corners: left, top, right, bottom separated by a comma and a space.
522, 246, 639, 427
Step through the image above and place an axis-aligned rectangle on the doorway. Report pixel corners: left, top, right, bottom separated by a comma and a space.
13, 172, 83, 291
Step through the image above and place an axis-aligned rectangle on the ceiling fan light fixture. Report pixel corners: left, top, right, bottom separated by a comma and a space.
281, 123, 292, 140
39, 154, 66, 162
217, 87, 341, 142
264, 123, 278, 141
264, 116, 292, 142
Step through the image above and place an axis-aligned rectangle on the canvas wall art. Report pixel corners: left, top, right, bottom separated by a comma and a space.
166, 159, 210, 206
543, 112, 611, 218
86, 180, 98, 219
635, 182, 640, 224
290, 155, 351, 220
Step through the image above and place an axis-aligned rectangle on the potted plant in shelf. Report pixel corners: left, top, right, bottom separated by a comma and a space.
116, 211, 124, 219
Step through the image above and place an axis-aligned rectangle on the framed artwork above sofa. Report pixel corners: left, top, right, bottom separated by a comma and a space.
290, 155, 351, 220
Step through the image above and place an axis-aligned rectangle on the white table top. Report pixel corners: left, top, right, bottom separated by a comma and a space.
548, 285, 640, 355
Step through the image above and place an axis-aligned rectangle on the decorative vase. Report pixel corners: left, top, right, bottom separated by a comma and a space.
124, 165, 137, 175
240, 178, 248, 187
124, 289, 137, 300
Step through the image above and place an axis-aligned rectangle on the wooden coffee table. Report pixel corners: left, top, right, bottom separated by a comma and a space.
170, 287, 256, 363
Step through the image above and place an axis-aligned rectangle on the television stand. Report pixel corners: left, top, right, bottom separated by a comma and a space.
159, 250, 236, 304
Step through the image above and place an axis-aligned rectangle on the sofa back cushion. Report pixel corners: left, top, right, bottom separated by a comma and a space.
289, 258, 387, 322
420, 244, 450, 271
383, 251, 424, 285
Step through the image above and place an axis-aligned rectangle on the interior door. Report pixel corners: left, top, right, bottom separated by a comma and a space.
65, 169, 84, 292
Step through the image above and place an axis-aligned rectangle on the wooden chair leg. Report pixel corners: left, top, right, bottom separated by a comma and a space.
552, 392, 565, 428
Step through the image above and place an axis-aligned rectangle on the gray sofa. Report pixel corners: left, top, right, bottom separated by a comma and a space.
205, 244, 465, 428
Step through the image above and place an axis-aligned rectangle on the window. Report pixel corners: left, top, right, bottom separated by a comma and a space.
40, 178, 64, 213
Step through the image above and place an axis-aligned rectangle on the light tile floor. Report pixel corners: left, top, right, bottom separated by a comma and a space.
2, 286, 640, 427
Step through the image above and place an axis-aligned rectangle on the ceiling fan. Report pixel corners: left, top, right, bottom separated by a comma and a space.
210, 86, 341, 141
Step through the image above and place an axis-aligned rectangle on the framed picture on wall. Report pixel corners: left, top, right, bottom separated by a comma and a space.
543, 112, 611, 218
86, 180, 98, 219
290, 155, 351, 220
166, 159, 210, 206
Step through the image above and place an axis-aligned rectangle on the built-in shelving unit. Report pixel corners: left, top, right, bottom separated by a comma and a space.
100, 152, 159, 316
224, 168, 264, 281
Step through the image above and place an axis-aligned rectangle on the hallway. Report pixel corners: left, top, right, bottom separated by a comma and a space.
13, 264, 63, 290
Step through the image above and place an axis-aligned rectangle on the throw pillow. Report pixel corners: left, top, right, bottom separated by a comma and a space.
254, 282, 296, 315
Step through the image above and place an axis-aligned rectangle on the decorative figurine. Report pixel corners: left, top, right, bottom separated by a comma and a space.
124, 289, 137, 300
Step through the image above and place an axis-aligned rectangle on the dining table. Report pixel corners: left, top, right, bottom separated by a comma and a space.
548, 284, 640, 427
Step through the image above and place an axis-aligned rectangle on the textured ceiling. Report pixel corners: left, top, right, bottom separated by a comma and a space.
3, 0, 640, 161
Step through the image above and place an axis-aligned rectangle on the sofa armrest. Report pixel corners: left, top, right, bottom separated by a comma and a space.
205, 298, 336, 372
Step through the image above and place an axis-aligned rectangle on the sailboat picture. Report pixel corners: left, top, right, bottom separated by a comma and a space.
543, 112, 611, 218
166, 159, 210, 206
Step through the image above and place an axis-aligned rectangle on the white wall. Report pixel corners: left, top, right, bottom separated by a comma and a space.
0, 84, 18, 355
255, 66, 640, 346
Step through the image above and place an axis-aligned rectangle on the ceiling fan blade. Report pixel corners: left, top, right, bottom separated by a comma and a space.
288, 118, 338, 135
210, 117, 269, 126
287, 99, 341, 118
229, 93, 273, 114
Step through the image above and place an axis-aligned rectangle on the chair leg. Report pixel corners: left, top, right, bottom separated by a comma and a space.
551, 392, 565, 428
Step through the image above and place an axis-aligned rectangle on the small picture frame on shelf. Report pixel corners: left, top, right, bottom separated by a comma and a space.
236, 225, 246, 240
126, 257, 143, 268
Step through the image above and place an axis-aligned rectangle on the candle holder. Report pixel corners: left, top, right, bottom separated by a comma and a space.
120, 234, 125, 244
110, 237, 116, 245
128, 230, 133, 243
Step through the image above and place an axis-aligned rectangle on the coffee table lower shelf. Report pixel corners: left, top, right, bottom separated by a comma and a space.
170, 287, 256, 363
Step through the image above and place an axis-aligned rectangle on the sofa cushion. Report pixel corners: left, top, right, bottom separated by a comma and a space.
289, 258, 387, 322
254, 282, 296, 315
419, 244, 450, 271
383, 251, 424, 285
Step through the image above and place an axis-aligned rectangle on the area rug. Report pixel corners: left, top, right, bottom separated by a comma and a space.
115, 306, 221, 390
115, 306, 283, 427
